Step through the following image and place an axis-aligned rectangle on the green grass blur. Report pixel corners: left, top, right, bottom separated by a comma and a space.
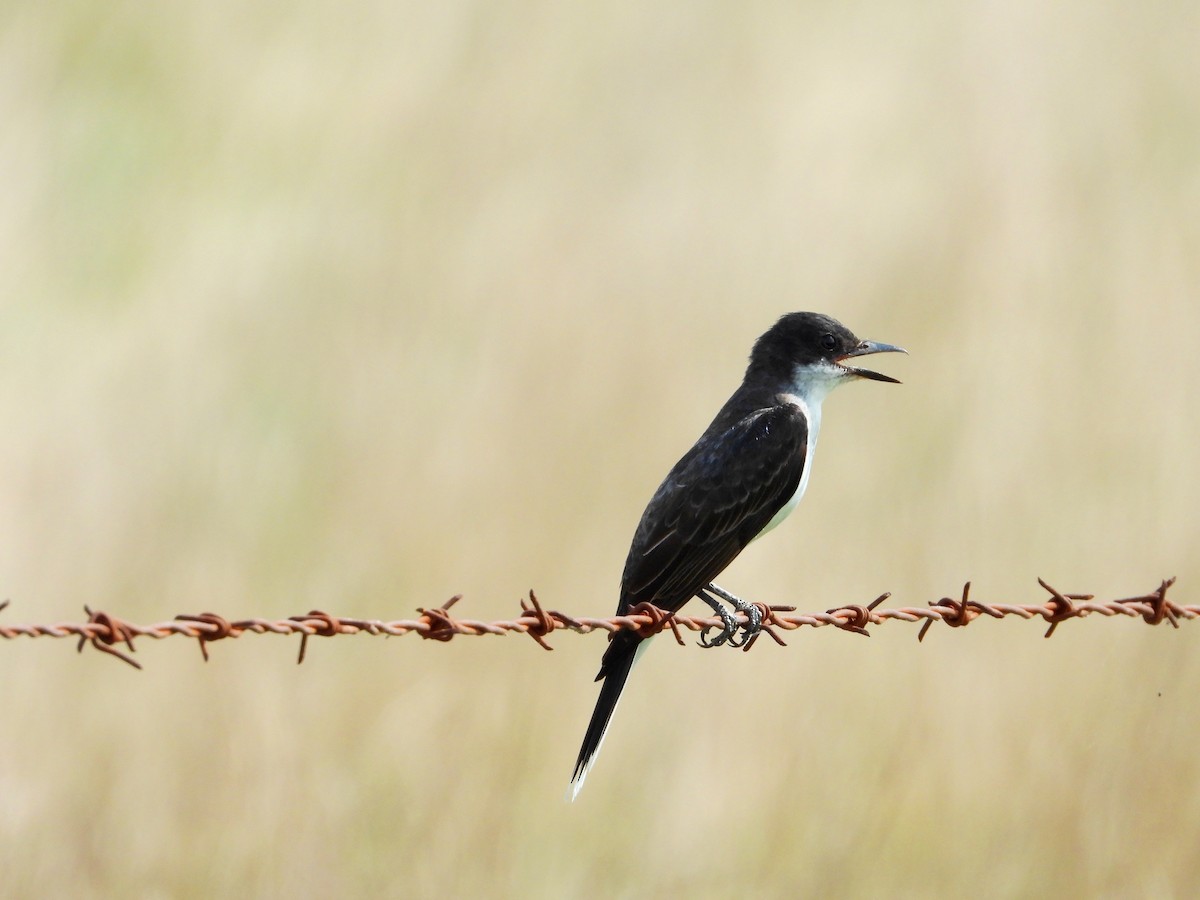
1, 0, 1198, 896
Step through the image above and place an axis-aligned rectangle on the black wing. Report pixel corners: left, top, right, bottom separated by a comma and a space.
617, 401, 808, 616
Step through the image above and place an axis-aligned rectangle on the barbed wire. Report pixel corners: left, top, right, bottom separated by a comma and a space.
0, 578, 1189, 670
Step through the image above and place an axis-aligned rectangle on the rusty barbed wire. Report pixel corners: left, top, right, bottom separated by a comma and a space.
0, 578, 1190, 670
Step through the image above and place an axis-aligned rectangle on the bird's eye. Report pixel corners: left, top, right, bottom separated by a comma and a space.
820, 333, 837, 351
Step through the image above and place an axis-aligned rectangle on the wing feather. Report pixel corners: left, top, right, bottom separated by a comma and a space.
618, 402, 808, 615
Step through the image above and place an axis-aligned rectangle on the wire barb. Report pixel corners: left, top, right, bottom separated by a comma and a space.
290, 610, 341, 663
175, 612, 235, 662
742, 604, 798, 651
625, 601, 686, 645
826, 593, 891, 639
0, 578, 1191, 670
78, 606, 141, 670
1117, 577, 1179, 628
416, 595, 465, 643
1036, 578, 1094, 638
518, 590, 556, 651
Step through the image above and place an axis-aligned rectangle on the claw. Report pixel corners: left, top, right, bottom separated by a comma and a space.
696, 584, 761, 649
697, 590, 739, 647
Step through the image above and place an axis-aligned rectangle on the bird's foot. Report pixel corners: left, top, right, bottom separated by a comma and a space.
697, 590, 739, 647
696, 584, 761, 648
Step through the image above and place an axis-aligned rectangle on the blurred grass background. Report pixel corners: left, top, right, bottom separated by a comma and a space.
1, 0, 1198, 896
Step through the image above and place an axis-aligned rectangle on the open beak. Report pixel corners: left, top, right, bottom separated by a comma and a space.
835, 340, 907, 383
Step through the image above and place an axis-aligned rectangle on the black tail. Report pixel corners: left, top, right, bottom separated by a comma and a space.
568, 632, 641, 801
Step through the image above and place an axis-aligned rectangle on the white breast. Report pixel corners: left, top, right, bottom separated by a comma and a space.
756, 393, 822, 539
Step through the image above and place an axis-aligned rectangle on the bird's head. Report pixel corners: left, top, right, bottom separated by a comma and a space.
748, 311, 906, 400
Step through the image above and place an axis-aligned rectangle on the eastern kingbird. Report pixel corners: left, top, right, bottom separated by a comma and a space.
569, 312, 904, 801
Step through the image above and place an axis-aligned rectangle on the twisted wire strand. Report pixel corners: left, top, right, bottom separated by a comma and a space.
0, 578, 1188, 670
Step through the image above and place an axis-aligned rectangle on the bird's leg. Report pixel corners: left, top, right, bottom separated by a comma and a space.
704, 583, 762, 648
695, 588, 739, 647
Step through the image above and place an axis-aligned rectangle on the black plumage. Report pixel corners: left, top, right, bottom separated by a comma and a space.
569, 312, 903, 797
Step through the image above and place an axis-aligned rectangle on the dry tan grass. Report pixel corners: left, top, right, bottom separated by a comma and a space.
1, 0, 1198, 895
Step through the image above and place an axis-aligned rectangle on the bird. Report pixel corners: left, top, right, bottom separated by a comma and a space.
568, 311, 905, 801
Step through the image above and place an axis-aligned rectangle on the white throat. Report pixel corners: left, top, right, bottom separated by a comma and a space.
786, 358, 847, 409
